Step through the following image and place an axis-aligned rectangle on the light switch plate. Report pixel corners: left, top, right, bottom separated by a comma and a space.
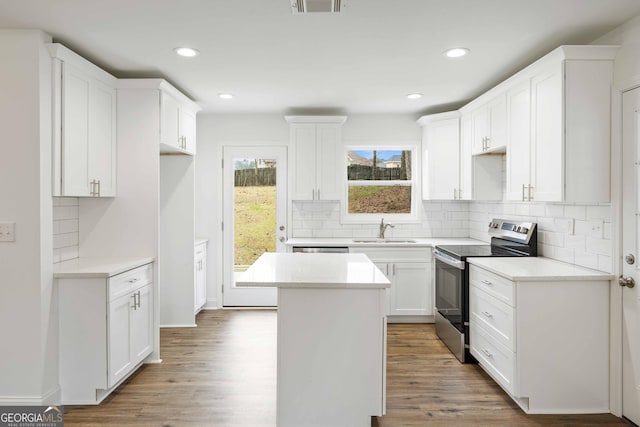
0, 222, 16, 242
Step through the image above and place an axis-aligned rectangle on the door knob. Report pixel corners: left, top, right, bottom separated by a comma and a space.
618, 275, 636, 288
279, 237, 286, 243
625, 253, 635, 265
279, 225, 285, 231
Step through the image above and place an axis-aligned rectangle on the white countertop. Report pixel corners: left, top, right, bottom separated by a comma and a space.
467, 257, 615, 281
236, 253, 391, 289
53, 256, 155, 278
286, 237, 485, 248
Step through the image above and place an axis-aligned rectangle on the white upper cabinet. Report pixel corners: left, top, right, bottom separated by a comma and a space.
286, 116, 347, 201
471, 94, 507, 155
419, 112, 461, 200
419, 112, 501, 201
500, 46, 617, 202
504, 80, 532, 201
49, 44, 117, 197
160, 89, 199, 155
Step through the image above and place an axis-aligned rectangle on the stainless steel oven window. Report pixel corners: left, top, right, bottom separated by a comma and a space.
435, 259, 463, 331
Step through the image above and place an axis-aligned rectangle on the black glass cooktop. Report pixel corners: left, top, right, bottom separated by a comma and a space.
435, 244, 517, 260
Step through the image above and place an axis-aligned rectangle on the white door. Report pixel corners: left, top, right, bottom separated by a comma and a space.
223, 146, 287, 306
622, 87, 640, 425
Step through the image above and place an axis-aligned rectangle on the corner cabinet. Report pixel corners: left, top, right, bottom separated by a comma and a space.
57, 262, 154, 404
419, 112, 501, 201
194, 240, 208, 314
49, 43, 117, 197
285, 116, 347, 201
470, 94, 507, 155
160, 89, 199, 155
350, 246, 432, 322
504, 47, 616, 203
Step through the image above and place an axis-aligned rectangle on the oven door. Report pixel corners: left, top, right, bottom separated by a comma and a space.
434, 251, 464, 332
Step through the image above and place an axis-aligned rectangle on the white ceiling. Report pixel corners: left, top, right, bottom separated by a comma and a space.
1, 0, 639, 116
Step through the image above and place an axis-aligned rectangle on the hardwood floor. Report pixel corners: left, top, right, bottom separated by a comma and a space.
65, 310, 626, 426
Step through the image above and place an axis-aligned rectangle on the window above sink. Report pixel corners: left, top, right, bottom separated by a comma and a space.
342, 144, 421, 224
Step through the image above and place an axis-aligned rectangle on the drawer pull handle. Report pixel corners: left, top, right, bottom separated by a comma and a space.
481, 279, 493, 286
128, 278, 140, 284
481, 311, 493, 318
481, 348, 494, 358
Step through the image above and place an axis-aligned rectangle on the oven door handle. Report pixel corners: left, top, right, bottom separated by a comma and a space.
433, 249, 465, 270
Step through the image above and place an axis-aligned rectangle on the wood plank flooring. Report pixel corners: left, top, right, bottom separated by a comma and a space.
65, 310, 627, 426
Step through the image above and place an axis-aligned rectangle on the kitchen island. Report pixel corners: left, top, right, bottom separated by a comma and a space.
237, 252, 390, 427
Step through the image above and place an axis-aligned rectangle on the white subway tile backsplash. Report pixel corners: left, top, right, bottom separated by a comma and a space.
53, 197, 79, 264
587, 206, 611, 221
292, 197, 612, 273
469, 201, 612, 273
564, 205, 587, 220
291, 200, 469, 239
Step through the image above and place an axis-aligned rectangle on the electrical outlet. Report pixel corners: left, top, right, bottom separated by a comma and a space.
590, 219, 604, 239
0, 222, 15, 242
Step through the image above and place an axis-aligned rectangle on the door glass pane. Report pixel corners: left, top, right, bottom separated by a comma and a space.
234, 158, 277, 274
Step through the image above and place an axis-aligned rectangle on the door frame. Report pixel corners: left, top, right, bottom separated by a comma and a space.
611, 80, 640, 418
221, 145, 287, 307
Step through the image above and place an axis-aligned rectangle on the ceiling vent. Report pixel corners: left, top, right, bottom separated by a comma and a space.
290, 0, 346, 14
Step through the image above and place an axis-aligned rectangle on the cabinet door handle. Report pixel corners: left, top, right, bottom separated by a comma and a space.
481, 311, 493, 318
312, 189, 315, 200
385, 264, 389, 276
522, 184, 527, 201
485, 136, 490, 150
392, 264, 396, 276
453, 188, 457, 200
480, 279, 493, 286
128, 277, 139, 284
481, 348, 494, 358
528, 185, 534, 201
136, 291, 141, 309
131, 294, 137, 310
317, 189, 320, 200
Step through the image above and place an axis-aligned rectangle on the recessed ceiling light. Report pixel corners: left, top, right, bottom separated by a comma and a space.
218, 93, 234, 99
444, 47, 469, 58
407, 93, 423, 100
174, 47, 200, 57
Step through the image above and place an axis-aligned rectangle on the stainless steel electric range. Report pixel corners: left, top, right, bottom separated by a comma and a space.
433, 218, 537, 363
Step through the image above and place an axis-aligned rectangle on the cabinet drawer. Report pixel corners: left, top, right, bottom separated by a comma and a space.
109, 263, 153, 301
470, 285, 515, 351
470, 323, 515, 395
469, 265, 514, 306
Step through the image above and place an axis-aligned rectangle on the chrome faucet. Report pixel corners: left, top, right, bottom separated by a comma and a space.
379, 218, 395, 239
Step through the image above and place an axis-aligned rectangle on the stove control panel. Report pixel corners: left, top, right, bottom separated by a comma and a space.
487, 219, 536, 243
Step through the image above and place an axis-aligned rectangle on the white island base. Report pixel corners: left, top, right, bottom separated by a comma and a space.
238, 253, 390, 427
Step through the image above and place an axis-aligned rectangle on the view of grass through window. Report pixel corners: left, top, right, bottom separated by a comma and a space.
347, 149, 412, 214
234, 158, 276, 267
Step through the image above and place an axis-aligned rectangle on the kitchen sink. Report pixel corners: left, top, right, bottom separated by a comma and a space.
352, 239, 416, 243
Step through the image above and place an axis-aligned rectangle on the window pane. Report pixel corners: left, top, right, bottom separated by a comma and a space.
348, 185, 411, 214
234, 158, 277, 267
347, 150, 412, 181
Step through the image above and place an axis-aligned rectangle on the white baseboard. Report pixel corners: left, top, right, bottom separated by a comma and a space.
159, 324, 197, 328
0, 386, 61, 405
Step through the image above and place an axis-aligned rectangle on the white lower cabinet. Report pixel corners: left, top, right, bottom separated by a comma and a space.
58, 263, 154, 404
468, 264, 610, 414
351, 247, 432, 321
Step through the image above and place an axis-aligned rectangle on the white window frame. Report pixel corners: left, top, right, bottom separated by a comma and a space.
341, 143, 421, 224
